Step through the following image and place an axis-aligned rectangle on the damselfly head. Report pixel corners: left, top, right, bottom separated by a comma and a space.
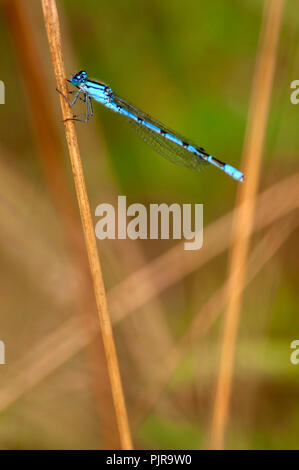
71, 70, 88, 86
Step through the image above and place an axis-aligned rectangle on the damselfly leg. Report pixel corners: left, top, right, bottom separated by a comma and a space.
56, 86, 92, 123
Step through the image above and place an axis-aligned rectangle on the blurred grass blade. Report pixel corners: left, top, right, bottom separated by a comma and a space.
209, 0, 285, 450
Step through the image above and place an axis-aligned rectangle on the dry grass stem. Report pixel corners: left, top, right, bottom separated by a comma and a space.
41, 0, 132, 449
4, 0, 122, 447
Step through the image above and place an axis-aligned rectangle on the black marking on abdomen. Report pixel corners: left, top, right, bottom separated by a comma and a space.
211, 156, 225, 167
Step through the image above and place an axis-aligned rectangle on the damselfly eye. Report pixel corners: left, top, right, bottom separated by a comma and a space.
72, 70, 88, 83
77, 70, 87, 81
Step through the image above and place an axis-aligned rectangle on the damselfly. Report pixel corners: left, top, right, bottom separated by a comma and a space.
60, 70, 244, 182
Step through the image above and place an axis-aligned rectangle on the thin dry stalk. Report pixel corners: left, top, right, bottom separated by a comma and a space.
3, 0, 121, 448
41, 0, 132, 449
209, 0, 285, 449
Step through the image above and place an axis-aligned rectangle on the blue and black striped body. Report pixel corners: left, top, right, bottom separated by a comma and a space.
70, 70, 244, 182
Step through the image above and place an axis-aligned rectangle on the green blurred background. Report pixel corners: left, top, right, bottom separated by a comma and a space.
0, 0, 298, 449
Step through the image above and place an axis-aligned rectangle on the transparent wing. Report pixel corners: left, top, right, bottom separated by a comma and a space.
113, 94, 208, 172
129, 120, 207, 171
